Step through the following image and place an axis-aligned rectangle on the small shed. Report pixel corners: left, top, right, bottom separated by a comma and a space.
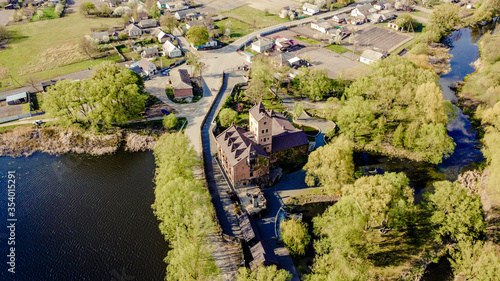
249, 241, 279, 269
240, 50, 254, 63
141, 47, 159, 58
360, 49, 386, 64
7, 92, 28, 105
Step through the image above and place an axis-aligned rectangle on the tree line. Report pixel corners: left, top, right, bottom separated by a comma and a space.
152, 133, 220, 280
301, 136, 499, 280
329, 56, 455, 164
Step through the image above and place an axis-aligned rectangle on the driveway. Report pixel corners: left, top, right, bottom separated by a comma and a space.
0, 9, 13, 26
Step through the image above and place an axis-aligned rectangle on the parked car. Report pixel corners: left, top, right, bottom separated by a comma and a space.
161, 109, 170, 115
33, 120, 44, 126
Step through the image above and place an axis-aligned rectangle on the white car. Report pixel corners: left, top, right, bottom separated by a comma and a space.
33, 120, 44, 126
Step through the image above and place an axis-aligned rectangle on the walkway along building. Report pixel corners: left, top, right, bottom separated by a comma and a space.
216, 102, 309, 187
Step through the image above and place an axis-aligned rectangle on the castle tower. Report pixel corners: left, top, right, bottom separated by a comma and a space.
249, 102, 273, 153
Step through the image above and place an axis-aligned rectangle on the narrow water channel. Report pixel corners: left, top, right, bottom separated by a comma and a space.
355, 27, 488, 197
0, 151, 167, 280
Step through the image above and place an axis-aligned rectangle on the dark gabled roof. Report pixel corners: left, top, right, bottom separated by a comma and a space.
171, 69, 192, 90
250, 241, 279, 269
238, 212, 262, 243
270, 112, 309, 151
216, 124, 268, 168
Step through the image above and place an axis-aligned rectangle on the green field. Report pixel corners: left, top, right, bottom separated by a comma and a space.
213, 18, 256, 43
295, 35, 320, 45
222, 5, 289, 29
30, 8, 58, 22
324, 44, 350, 54
0, 13, 123, 90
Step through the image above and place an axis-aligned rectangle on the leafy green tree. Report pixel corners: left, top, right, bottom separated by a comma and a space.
430, 4, 461, 32
342, 173, 414, 229
245, 79, 267, 103
149, 6, 161, 19
43, 62, 147, 128
304, 135, 354, 195
98, 3, 111, 17
186, 26, 209, 47
237, 265, 291, 281
336, 96, 374, 143
292, 102, 304, 119
250, 57, 275, 88
280, 219, 311, 256
395, 13, 418, 32
153, 133, 219, 280
163, 113, 178, 129
79, 1, 95, 17
219, 108, 238, 127
186, 52, 205, 77
449, 240, 500, 281
295, 68, 332, 100
339, 56, 454, 164
425, 181, 485, 243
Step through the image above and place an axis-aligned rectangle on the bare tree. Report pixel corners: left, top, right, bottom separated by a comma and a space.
79, 36, 98, 59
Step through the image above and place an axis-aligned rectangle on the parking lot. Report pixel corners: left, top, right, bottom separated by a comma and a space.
266, 29, 362, 79
350, 26, 413, 53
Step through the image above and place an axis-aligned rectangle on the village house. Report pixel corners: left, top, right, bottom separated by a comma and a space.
387, 20, 400, 31
92, 31, 110, 43
139, 19, 157, 28
374, 1, 385, 10
360, 49, 386, 64
251, 38, 274, 53
123, 24, 142, 37
162, 40, 182, 57
169, 69, 193, 100
351, 4, 372, 19
164, 0, 187, 12
370, 13, 384, 23
273, 36, 292, 51
151, 28, 171, 43
332, 13, 348, 24
175, 10, 204, 21
311, 19, 334, 34
303, 3, 320, 16
141, 47, 159, 58
216, 102, 309, 187
132, 11, 148, 23
138, 58, 157, 76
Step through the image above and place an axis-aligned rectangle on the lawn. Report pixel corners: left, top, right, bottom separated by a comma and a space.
411, 10, 431, 19
324, 44, 350, 54
222, 5, 289, 29
0, 12, 123, 90
295, 35, 320, 45
213, 18, 256, 43
30, 8, 58, 22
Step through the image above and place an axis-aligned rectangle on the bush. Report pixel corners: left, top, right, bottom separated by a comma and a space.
163, 113, 178, 129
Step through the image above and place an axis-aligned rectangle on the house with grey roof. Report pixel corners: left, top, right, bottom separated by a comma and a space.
141, 47, 159, 58
162, 40, 182, 57
138, 58, 157, 75
139, 19, 157, 28
360, 49, 387, 64
123, 24, 142, 37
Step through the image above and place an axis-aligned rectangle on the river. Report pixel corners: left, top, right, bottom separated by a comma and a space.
0, 151, 167, 280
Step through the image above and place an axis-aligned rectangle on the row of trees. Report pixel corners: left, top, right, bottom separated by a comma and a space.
329, 56, 455, 164
152, 133, 220, 280
42, 62, 147, 129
